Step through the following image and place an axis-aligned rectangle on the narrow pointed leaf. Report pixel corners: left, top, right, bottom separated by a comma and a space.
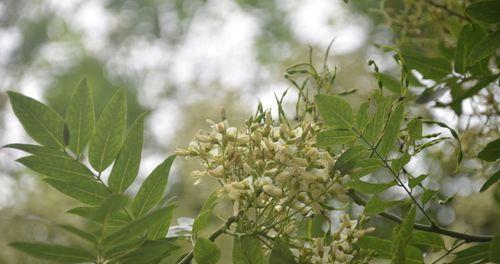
409, 174, 428, 189
2, 144, 69, 158
378, 101, 406, 156
146, 204, 176, 240
9, 242, 94, 263
93, 194, 129, 224
58, 224, 97, 244
407, 118, 422, 140
269, 239, 297, 264
67, 206, 131, 227
364, 196, 403, 216
469, 30, 500, 66
119, 239, 180, 264
450, 243, 490, 264
346, 180, 396, 194
480, 169, 500, 192
193, 192, 218, 238
478, 138, 500, 162
65, 79, 95, 155
466, 1, 500, 23
8, 92, 65, 149
454, 23, 486, 73
317, 129, 356, 147
44, 177, 110, 205
104, 206, 174, 245
356, 101, 370, 131
108, 113, 145, 193
364, 94, 392, 143
88, 89, 127, 172
409, 231, 444, 249
350, 158, 384, 178
131, 155, 176, 218
391, 205, 416, 264
17, 155, 94, 181
358, 236, 423, 264
334, 145, 368, 175
315, 94, 353, 129
194, 238, 221, 264
490, 236, 500, 263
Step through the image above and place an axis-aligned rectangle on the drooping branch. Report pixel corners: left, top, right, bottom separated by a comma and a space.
347, 190, 493, 243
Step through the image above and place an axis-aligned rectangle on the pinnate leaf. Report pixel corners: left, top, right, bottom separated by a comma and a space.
44, 177, 110, 206
9, 242, 94, 263
65, 78, 95, 155
478, 138, 500, 162
131, 155, 175, 218
89, 88, 127, 172
315, 94, 353, 129
391, 205, 416, 264
17, 155, 93, 181
108, 113, 146, 193
8, 91, 66, 149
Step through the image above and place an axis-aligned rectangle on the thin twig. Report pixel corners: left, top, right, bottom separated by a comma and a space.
348, 190, 493, 243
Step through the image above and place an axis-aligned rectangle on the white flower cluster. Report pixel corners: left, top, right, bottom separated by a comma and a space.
176, 112, 348, 218
297, 214, 375, 264
176, 111, 372, 263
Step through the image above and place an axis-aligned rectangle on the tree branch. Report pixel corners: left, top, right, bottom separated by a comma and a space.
347, 190, 493, 243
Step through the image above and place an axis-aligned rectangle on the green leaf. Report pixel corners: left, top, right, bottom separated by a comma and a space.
490, 236, 500, 263
104, 206, 174, 245
108, 113, 146, 193
233, 235, 265, 264
317, 129, 357, 147
44, 177, 110, 206
469, 30, 500, 66
450, 75, 498, 106
391, 151, 411, 173
8, 91, 66, 149
402, 54, 450, 80
9, 242, 94, 263
194, 238, 221, 264
407, 118, 422, 140
119, 239, 180, 264
58, 224, 97, 244
364, 94, 392, 143
88, 88, 127, 172
480, 169, 500, 192
269, 239, 297, 264
16, 155, 94, 181
454, 23, 486, 73
335, 145, 368, 174
65, 78, 95, 155
421, 189, 438, 205
392, 205, 416, 264
409, 231, 444, 249
378, 73, 401, 95
350, 158, 384, 178
466, 0, 500, 23
94, 194, 129, 224
146, 204, 176, 240
378, 101, 406, 156
358, 236, 423, 264
364, 196, 403, 216
67, 207, 131, 227
193, 192, 218, 237
356, 101, 370, 131
2, 144, 69, 158
450, 243, 490, 264
131, 155, 176, 218
315, 94, 354, 129
409, 174, 428, 189
478, 138, 500, 162
346, 180, 396, 194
